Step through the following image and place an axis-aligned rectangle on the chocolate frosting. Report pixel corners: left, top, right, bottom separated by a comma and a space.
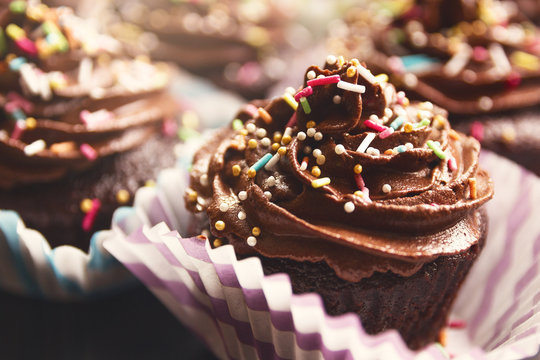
186, 58, 493, 282
366, 0, 540, 114
0, 4, 177, 189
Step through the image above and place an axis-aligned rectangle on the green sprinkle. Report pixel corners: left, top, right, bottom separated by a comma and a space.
426, 140, 447, 160
300, 97, 311, 114
0, 28, 5, 56
413, 118, 431, 129
177, 127, 200, 141
232, 119, 243, 130
9, 1, 26, 13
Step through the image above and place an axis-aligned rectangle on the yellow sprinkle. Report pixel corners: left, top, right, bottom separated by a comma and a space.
282, 93, 298, 111
50, 141, 76, 154
258, 107, 272, 124
213, 239, 223, 248
353, 164, 363, 174
434, 114, 446, 129
404, 123, 413, 133
239, 129, 248, 136
354, 190, 364, 197
351, 58, 360, 66
468, 177, 477, 199
346, 66, 356, 77
374, 73, 389, 83
402, 97, 410, 107
281, 135, 292, 145
232, 164, 241, 176
337, 56, 345, 67
449, 129, 461, 141
277, 146, 287, 156
80, 198, 93, 213
273, 133, 282, 143
25, 117, 36, 129
306, 121, 316, 129
187, 189, 198, 202
247, 168, 257, 178
252, 227, 261, 236
271, 143, 280, 151
145, 180, 156, 187
248, 139, 258, 149
215, 220, 225, 231
311, 166, 321, 177
311, 177, 331, 188
116, 189, 130, 204
510, 51, 540, 71
501, 126, 516, 143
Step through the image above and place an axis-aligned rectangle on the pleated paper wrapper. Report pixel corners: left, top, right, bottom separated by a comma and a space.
103, 147, 540, 359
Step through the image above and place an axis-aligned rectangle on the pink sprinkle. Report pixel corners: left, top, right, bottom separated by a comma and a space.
80, 143, 98, 161
15, 38, 38, 56
430, 203, 439, 207
447, 157, 457, 172
286, 113, 297, 128
162, 117, 178, 137
244, 104, 258, 117
379, 127, 394, 139
364, 119, 387, 132
355, 173, 366, 190
473, 46, 489, 62
80, 109, 114, 128
387, 56, 405, 74
362, 187, 372, 203
294, 86, 313, 101
505, 72, 521, 90
470, 121, 484, 142
7, 92, 33, 113
82, 199, 101, 232
307, 75, 340, 87
4, 102, 20, 114
10, 120, 25, 140
449, 320, 467, 329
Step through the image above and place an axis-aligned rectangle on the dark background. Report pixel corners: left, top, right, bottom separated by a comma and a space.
0, 284, 218, 360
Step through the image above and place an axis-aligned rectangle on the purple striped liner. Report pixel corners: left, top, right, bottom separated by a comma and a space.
103, 150, 540, 359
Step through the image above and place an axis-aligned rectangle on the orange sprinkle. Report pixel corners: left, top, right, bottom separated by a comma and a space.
439, 329, 447, 347
449, 129, 461, 141
258, 107, 272, 124
468, 177, 477, 199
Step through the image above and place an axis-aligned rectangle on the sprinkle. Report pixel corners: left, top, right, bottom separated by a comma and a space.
311, 166, 321, 177
257, 107, 272, 124
286, 113, 297, 128
448, 157, 457, 172
266, 176, 276, 187
396, 145, 406, 153
248, 139, 258, 149
277, 146, 287, 156
426, 140, 447, 160
213, 239, 223, 247
449, 320, 467, 329
316, 155, 326, 165
470, 121, 484, 141
382, 184, 392, 193
326, 55, 337, 65
489, 43, 512, 76
300, 157, 309, 171
19, 63, 40, 94
24, 139, 46, 156
335, 144, 345, 155
238, 191, 247, 201
116, 189, 130, 204
439, 329, 447, 348
314, 132, 323, 141
80, 109, 114, 129
238, 211, 246, 220
364, 119, 387, 132
82, 199, 101, 232
219, 203, 229, 212
283, 92, 298, 111
264, 153, 281, 170
247, 169, 256, 178
384, 149, 394, 155
403, 73, 418, 88
307, 74, 340, 87
78, 57, 93, 87
281, 134, 292, 145
244, 104, 258, 117
80, 198, 94, 213
344, 202, 355, 213
306, 121, 316, 129
246, 123, 256, 133
355, 173, 366, 189
356, 64, 377, 83
404, 123, 413, 133
9, 1, 26, 13
273, 132, 282, 143
252, 227, 261, 236
510, 51, 540, 71
285, 87, 296, 95
443, 44, 472, 76
337, 56, 345, 67
346, 66, 356, 77
294, 86, 313, 101
247, 236, 257, 247
200, 174, 209, 186
297, 132, 306, 141
354, 164, 363, 174
145, 180, 156, 187
311, 177, 330, 188
307, 128, 316, 137
356, 132, 376, 153
333, 95, 341, 104
312, 149, 322, 158
215, 221, 225, 231
413, 118, 431, 129
405, 143, 414, 150
478, 95, 493, 111
8, 57, 26, 71
299, 97, 311, 114
232, 165, 241, 176
375, 73, 389, 84
10, 120, 25, 140
501, 126, 516, 143
261, 137, 271, 147
250, 153, 273, 175
306, 70, 316, 80
468, 178, 477, 199
186, 189, 198, 202
232, 119, 243, 130
337, 80, 366, 94
379, 127, 394, 139
80, 143, 98, 161
366, 147, 380, 156
271, 143, 280, 151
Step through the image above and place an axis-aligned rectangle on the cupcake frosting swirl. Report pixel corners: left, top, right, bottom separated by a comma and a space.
187, 57, 493, 281
0, 3, 177, 189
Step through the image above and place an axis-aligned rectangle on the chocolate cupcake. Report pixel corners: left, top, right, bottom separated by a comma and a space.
0, 3, 179, 250
110, 0, 307, 99
185, 57, 494, 349
359, 0, 540, 175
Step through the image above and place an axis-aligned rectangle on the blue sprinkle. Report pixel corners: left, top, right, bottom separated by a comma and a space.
390, 116, 405, 130
400, 54, 440, 73
251, 153, 273, 172
8, 57, 26, 71
397, 145, 406, 153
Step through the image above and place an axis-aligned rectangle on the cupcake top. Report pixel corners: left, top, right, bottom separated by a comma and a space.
366, 0, 540, 114
0, 2, 177, 189
186, 56, 493, 281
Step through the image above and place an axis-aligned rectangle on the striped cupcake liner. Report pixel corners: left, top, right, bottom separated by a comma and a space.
103, 149, 540, 359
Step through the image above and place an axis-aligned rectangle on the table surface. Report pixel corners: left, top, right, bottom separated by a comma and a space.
0, 284, 218, 360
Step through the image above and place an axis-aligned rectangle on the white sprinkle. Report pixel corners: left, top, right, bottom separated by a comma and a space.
317, 74, 325, 78
78, 57, 93, 87
382, 184, 392, 193
0, 130, 7, 141
335, 144, 345, 155
39, 73, 51, 101
247, 236, 257, 247
405, 142, 414, 150
356, 132, 376, 153
326, 55, 337, 65
201, 229, 210, 239
344, 201, 355, 213
200, 174, 209, 186
478, 96, 493, 111
261, 137, 271, 147
20, 63, 40, 95
369, 114, 380, 122
24, 139, 46, 156
238, 191, 247, 201
238, 211, 246, 220
195, 204, 203, 211
489, 43, 512, 76
411, 31, 428, 47
285, 86, 296, 95
356, 64, 377, 84
219, 203, 229, 212
312, 149, 322, 158
197, 196, 206, 206
366, 147, 380, 156
265, 176, 276, 187
314, 132, 323, 141
403, 73, 418, 88
337, 80, 366, 94
283, 127, 293, 139
255, 128, 267, 138
264, 153, 281, 170
384, 108, 393, 118
264, 191, 272, 200
316, 155, 326, 165
333, 95, 341, 104
307, 70, 316, 80
246, 123, 256, 133
307, 128, 316, 137
419, 102, 434, 111
443, 43, 472, 77
299, 161, 308, 171
297, 131, 306, 141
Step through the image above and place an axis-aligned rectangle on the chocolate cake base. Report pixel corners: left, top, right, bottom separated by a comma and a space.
0, 135, 178, 251
256, 211, 487, 350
